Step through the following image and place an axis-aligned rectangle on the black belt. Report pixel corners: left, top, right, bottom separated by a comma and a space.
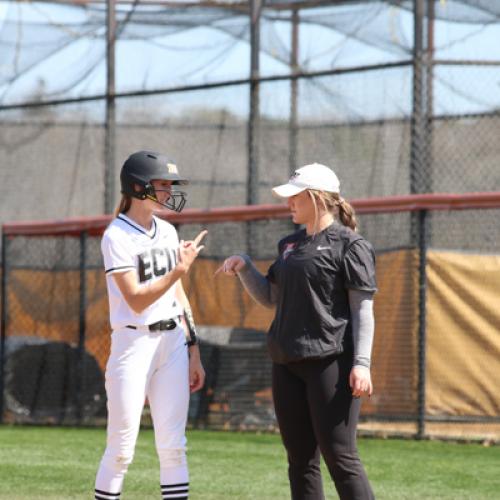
126, 319, 177, 331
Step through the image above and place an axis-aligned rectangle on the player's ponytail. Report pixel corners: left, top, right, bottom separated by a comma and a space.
309, 190, 357, 232
334, 194, 357, 231
114, 194, 132, 218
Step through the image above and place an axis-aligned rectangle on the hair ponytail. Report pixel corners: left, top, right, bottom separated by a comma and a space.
114, 194, 132, 218
309, 190, 357, 232
335, 195, 357, 231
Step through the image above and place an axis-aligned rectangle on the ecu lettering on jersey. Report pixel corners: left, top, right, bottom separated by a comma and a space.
101, 213, 183, 330
138, 247, 177, 282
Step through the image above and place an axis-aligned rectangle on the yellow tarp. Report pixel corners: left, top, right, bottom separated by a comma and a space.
427, 250, 500, 417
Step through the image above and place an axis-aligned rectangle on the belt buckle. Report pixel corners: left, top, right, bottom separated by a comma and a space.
164, 319, 176, 330
149, 319, 176, 331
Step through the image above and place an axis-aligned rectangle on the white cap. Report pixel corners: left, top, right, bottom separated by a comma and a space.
272, 163, 340, 198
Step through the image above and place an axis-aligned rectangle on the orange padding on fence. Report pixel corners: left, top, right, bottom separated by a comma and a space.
4, 249, 500, 417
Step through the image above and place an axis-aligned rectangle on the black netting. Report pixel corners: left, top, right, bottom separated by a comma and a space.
1, 0, 500, 440
2, 1, 500, 102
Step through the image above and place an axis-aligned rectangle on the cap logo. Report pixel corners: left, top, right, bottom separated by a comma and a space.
290, 171, 300, 180
167, 162, 178, 174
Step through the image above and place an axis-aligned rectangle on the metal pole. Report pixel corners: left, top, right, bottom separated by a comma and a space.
76, 231, 88, 423
289, 7, 299, 177
424, 0, 435, 194
410, 0, 425, 195
247, 0, 262, 206
417, 209, 428, 439
410, 0, 425, 245
247, 0, 262, 255
105, 0, 117, 214
0, 232, 7, 423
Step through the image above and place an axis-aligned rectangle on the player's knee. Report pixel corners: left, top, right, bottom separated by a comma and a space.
158, 448, 187, 468
326, 448, 363, 479
101, 451, 134, 474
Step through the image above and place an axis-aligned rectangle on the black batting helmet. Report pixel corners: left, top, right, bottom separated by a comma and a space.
120, 150, 188, 212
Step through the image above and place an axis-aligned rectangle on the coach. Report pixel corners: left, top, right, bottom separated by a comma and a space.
217, 163, 377, 500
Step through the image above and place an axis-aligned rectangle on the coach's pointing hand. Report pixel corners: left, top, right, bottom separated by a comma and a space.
177, 230, 207, 274
214, 255, 246, 276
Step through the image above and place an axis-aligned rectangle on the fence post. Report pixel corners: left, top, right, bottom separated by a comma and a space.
289, 7, 299, 177
417, 208, 428, 439
425, 0, 435, 187
0, 231, 7, 423
247, 0, 262, 255
105, 0, 116, 214
76, 231, 88, 423
411, 0, 434, 243
247, 0, 262, 208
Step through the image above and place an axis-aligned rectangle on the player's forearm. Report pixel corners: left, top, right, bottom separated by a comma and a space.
237, 254, 277, 308
188, 343, 201, 358
348, 289, 375, 369
127, 267, 184, 313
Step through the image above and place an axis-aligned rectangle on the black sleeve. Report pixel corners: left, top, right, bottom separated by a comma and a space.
343, 239, 377, 292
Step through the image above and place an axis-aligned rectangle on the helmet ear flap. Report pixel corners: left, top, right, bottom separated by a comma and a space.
121, 171, 148, 200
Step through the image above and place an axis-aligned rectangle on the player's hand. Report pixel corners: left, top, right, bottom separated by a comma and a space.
214, 255, 246, 276
349, 366, 373, 398
177, 230, 207, 273
189, 348, 205, 393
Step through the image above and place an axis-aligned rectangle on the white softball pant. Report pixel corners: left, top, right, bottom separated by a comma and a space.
95, 324, 190, 499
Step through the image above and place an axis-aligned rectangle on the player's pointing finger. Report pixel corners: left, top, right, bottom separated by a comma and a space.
193, 230, 208, 246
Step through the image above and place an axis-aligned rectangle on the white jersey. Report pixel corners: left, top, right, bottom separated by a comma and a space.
101, 213, 183, 330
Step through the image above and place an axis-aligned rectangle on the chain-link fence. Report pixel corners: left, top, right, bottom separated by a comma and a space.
1, 197, 500, 442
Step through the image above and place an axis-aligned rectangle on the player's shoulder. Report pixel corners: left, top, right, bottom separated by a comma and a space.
330, 222, 361, 243
103, 216, 131, 241
100, 218, 130, 257
326, 222, 374, 253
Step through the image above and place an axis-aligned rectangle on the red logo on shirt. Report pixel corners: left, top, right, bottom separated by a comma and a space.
282, 243, 296, 260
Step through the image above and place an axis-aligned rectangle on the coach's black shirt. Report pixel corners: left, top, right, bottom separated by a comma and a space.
266, 222, 377, 364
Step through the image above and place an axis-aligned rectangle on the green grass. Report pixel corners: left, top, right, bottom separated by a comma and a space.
0, 426, 498, 499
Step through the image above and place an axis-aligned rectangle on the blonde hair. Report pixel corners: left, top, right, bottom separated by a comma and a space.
114, 194, 133, 218
308, 190, 357, 232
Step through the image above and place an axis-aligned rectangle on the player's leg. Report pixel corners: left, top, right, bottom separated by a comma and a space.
148, 327, 190, 500
95, 329, 160, 499
272, 362, 325, 500
306, 354, 375, 500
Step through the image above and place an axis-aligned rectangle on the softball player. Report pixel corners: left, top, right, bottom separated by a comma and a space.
217, 163, 377, 500
95, 151, 206, 500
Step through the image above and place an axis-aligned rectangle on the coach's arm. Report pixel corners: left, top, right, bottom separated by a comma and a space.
215, 254, 278, 308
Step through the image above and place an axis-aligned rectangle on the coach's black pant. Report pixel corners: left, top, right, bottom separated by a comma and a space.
272, 353, 375, 500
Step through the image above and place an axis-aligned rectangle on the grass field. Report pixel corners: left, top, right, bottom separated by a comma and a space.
0, 426, 498, 499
